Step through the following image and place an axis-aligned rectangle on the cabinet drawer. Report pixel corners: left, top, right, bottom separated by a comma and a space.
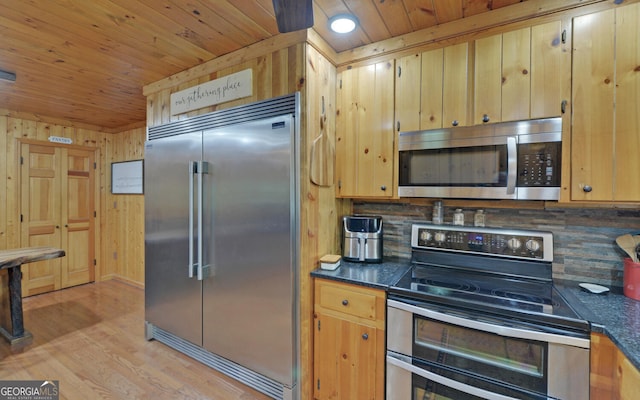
316, 280, 379, 321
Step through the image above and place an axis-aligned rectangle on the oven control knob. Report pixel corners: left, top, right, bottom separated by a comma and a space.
419, 231, 432, 242
507, 238, 522, 250
434, 232, 447, 243
526, 239, 541, 252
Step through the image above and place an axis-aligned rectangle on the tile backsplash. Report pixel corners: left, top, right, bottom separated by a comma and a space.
352, 202, 640, 288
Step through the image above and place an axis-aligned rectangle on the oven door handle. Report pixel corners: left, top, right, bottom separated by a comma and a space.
388, 299, 589, 349
387, 354, 546, 400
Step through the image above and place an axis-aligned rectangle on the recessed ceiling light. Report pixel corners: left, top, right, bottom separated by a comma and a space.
329, 14, 358, 34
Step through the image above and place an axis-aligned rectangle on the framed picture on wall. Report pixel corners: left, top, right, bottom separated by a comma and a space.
111, 160, 144, 194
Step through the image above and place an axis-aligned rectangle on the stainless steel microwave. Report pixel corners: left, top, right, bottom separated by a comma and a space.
398, 117, 562, 200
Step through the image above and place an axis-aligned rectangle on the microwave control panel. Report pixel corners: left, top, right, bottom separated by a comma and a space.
411, 224, 553, 262
517, 142, 561, 187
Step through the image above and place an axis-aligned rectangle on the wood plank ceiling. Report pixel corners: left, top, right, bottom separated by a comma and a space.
0, 0, 527, 131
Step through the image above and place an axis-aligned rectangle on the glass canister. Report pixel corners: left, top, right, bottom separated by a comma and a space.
474, 210, 486, 227
432, 201, 443, 224
453, 209, 464, 226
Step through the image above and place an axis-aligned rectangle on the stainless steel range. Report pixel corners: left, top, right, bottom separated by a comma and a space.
387, 224, 590, 400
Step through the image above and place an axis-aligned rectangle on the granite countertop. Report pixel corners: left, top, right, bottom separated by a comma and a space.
555, 281, 640, 371
311, 258, 640, 372
310, 257, 411, 290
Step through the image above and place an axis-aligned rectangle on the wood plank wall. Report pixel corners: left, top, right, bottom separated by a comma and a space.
102, 126, 146, 286
0, 112, 147, 291
143, 39, 346, 400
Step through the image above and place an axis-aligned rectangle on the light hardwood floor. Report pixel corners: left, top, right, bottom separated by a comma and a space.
0, 280, 271, 400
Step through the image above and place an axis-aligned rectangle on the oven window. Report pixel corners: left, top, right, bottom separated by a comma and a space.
413, 316, 547, 395
399, 145, 507, 186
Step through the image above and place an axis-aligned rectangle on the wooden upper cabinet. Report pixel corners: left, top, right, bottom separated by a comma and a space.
474, 33, 504, 124
395, 53, 422, 132
442, 42, 471, 127
395, 21, 564, 133
613, 3, 640, 202
474, 22, 564, 124
420, 48, 445, 130
336, 61, 395, 198
571, 3, 640, 202
395, 42, 470, 132
531, 21, 565, 119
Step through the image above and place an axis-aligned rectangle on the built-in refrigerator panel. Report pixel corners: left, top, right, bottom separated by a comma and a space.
201, 115, 295, 385
144, 131, 203, 346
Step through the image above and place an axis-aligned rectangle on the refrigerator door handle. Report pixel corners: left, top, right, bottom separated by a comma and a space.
197, 161, 209, 281
188, 161, 197, 278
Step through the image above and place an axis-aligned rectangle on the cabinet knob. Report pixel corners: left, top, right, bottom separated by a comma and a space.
56, 225, 60, 229
342, 299, 349, 306
452, 120, 459, 127
362, 333, 369, 340
380, 185, 387, 191
482, 114, 490, 123
583, 185, 593, 193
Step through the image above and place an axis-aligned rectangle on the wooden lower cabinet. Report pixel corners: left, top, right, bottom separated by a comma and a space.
313, 278, 385, 399
591, 333, 640, 399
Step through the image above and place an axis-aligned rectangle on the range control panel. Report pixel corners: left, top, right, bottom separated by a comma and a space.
411, 224, 553, 262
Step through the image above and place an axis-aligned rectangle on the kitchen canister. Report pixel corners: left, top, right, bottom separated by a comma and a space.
623, 258, 640, 301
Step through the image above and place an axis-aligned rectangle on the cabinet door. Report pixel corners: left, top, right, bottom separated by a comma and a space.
502, 28, 531, 122
531, 21, 564, 119
395, 53, 422, 132
443, 43, 470, 127
336, 61, 395, 198
571, 9, 615, 201
20, 144, 62, 296
590, 333, 616, 398
614, 3, 640, 201
313, 313, 379, 400
420, 48, 445, 130
591, 333, 640, 400
474, 34, 503, 124
395, 49, 445, 132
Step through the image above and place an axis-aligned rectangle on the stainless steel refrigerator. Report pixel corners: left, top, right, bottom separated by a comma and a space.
144, 94, 299, 400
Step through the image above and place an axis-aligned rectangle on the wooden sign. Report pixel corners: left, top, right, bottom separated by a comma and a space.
170, 69, 253, 115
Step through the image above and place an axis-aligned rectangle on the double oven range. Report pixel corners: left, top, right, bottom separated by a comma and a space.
387, 224, 590, 400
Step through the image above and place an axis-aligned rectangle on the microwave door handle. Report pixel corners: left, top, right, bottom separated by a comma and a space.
506, 136, 517, 195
